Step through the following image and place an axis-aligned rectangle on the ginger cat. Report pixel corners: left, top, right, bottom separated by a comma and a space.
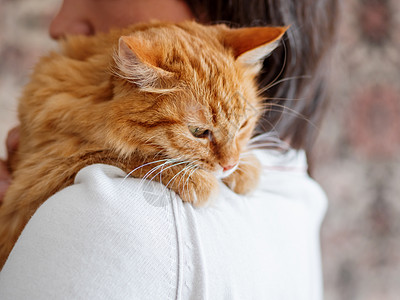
0, 21, 287, 268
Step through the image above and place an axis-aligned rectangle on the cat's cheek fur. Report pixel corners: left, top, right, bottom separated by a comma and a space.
222, 154, 261, 195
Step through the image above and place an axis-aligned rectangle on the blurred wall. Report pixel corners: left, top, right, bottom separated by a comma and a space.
313, 0, 400, 299
0, 0, 58, 157
0, 0, 399, 299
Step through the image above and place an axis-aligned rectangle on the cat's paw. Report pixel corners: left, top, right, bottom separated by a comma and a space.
176, 168, 219, 206
222, 154, 261, 195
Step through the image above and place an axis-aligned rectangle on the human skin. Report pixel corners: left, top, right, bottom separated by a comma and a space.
49, 0, 194, 39
0, 0, 194, 203
0, 128, 19, 202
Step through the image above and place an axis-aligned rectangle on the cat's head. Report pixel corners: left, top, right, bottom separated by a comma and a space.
108, 22, 287, 178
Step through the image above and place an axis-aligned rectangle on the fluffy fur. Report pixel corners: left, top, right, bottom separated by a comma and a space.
0, 21, 286, 267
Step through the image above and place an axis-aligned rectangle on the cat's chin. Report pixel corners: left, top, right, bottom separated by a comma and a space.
213, 165, 238, 179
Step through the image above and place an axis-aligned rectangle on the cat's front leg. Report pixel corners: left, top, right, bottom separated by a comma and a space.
170, 167, 219, 206
128, 159, 219, 206
222, 153, 261, 195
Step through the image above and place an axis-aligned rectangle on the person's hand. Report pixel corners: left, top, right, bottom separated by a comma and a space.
0, 127, 19, 204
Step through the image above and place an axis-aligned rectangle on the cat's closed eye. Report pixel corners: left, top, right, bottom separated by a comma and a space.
240, 120, 249, 129
188, 125, 211, 139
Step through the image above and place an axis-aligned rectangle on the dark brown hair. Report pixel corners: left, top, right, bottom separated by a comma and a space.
184, 0, 339, 154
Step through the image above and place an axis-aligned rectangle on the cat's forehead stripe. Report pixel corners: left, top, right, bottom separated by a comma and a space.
208, 97, 245, 129
129, 118, 179, 128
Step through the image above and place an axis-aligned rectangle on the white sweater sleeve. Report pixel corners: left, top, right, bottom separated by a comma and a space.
0, 165, 180, 300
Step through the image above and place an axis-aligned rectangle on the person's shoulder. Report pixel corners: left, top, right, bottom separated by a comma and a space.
254, 149, 328, 225
37, 164, 179, 243
44, 163, 173, 212
1, 164, 180, 299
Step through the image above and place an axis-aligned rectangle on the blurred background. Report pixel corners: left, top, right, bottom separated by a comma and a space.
314, 0, 400, 299
0, 0, 399, 299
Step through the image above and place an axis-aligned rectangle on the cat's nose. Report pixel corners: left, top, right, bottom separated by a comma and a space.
220, 163, 237, 172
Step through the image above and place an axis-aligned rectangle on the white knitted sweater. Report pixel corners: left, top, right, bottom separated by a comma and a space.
0, 150, 327, 299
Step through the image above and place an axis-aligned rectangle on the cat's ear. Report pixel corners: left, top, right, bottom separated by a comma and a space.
115, 36, 173, 89
223, 26, 288, 70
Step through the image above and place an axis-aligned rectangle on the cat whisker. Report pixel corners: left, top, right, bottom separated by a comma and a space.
142, 160, 192, 190
161, 162, 192, 189
138, 158, 185, 186
142, 160, 198, 202
156, 157, 187, 181
239, 152, 254, 157
122, 158, 172, 182
154, 159, 171, 182
247, 132, 291, 151
258, 75, 312, 95
258, 108, 316, 130
248, 140, 285, 148
258, 38, 288, 96
258, 96, 305, 102
260, 101, 315, 125
183, 166, 200, 204
254, 111, 282, 136
247, 143, 290, 150
167, 167, 190, 191
139, 160, 175, 186
177, 164, 196, 202
250, 131, 281, 142
166, 160, 198, 191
